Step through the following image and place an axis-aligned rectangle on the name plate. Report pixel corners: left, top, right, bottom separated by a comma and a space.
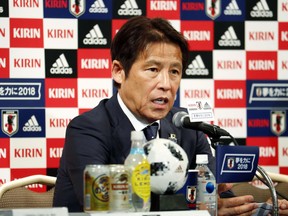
0, 207, 68, 216
216, 145, 259, 183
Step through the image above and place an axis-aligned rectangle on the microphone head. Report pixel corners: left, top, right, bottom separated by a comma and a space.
172, 111, 188, 128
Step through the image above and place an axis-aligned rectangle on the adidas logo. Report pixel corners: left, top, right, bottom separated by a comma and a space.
23, 115, 42, 132
50, 54, 73, 74
89, 0, 108, 13
175, 165, 184, 173
224, 0, 242, 16
185, 55, 209, 76
83, 24, 107, 45
118, 0, 142, 16
250, 0, 273, 17
203, 102, 212, 110
218, 26, 241, 47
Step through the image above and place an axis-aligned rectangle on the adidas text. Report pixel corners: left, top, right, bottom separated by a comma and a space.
118, 8, 142, 16
218, 39, 241, 47
50, 67, 73, 74
23, 126, 42, 132
186, 69, 209, 76
83, 38, 107, 45
250, 10, 273, 17
89, 7, 108, 13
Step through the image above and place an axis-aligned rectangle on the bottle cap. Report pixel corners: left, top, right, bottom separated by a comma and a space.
131, 130, 145, 141
196, 154, 208, 164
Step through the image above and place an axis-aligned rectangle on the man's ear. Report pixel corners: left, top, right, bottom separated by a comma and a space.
112, 60, 125, 85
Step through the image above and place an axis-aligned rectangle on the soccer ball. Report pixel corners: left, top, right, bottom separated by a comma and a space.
143, 138, 189, 195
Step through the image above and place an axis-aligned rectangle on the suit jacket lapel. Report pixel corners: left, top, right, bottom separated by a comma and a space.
160, 117, 181, 145
106, 94, 135, 161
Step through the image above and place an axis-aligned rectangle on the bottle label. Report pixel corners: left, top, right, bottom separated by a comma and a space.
197, 179, 216, 203
132, 161, 151, 202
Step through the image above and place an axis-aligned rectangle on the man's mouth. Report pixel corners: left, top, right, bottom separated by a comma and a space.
153, 98, 168, 105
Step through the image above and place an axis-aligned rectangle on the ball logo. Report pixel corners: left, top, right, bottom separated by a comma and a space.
1, 110, 19, 137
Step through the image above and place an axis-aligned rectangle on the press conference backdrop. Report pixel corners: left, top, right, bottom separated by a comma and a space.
0, 0, 287, 191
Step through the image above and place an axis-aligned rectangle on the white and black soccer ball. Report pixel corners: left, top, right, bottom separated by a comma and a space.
143, 138, 189, 195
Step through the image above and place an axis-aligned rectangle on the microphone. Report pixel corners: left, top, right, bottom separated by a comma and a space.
172, 111, 230, 138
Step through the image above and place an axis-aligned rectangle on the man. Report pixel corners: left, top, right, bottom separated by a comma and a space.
53, 16, 287, 215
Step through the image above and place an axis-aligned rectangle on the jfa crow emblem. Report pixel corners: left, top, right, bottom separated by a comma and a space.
1, 110, 19, 137
205, 0, 221, 20
69, 0, 85, 17
187, 186, 197, 203
271, 111, 286, 136
227, 157, 235, 169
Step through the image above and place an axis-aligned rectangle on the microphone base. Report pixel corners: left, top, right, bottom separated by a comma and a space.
151, 193, 189, 211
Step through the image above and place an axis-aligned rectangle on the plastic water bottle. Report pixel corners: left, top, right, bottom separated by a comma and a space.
195, 154, 217, 216
124, 131, 151, 212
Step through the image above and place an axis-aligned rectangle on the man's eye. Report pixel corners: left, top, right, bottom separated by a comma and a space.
171, 70, 180, 75
149, 68, 158, 72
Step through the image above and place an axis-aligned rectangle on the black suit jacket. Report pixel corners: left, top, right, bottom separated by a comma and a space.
53, 94, 218, 212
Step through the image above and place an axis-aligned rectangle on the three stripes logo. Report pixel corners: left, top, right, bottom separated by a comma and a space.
118, 0, 142, 16
50, 54, 73, 75
185, 55, 209, 76
218, 26, 241, 47
250, 0, 273, 17
89, 0, 108, 13
23, 115, 42, 132
83, 24, 107, 45
224, 0, 242, 16
175, 165, 184, 173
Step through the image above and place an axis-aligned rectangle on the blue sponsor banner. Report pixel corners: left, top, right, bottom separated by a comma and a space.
0, 109, 45, 138
216, 145, 259, 183
0, 79, 45, 107
247, 80, 288, 108
247, 109, 288, 137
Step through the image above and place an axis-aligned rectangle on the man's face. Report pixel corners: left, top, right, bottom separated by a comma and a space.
114, 42, 183, 123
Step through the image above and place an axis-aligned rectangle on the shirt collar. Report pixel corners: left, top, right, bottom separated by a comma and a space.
117, 93, 160, 131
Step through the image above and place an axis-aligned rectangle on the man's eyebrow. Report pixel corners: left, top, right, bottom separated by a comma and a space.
145, 59, 182, 68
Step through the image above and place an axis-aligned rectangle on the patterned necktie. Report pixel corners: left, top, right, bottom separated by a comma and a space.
143, 122, 159, 141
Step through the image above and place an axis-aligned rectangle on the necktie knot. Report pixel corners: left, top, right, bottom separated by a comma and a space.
143, 122, 159, 141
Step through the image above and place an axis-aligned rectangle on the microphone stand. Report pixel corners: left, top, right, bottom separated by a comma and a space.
208, 132, 279, 216
256, 166, 278, 216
